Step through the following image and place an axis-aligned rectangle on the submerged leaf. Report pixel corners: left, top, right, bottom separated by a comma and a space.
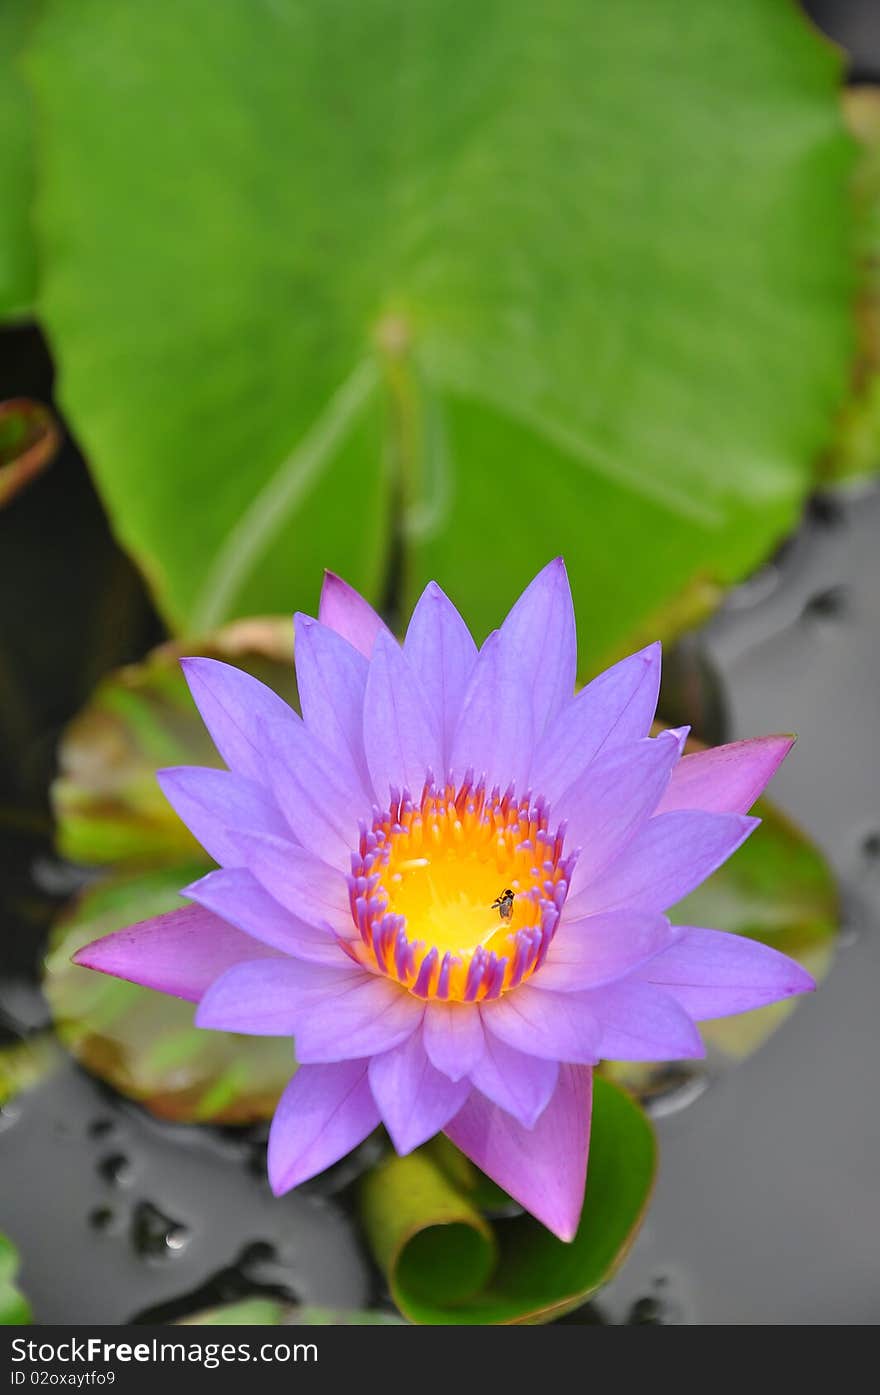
604, 793, 837, 1101
0, 1235, 31, 1325
44, 866, 294, 1123
0, 1034, 60, 1107
46, 619, 305, 1122
179, 1299, 402, 1325
27, 0, 853, 661
52, 618, 296, 868
675, 797, 837, 1059
360, 1077, 654, 1324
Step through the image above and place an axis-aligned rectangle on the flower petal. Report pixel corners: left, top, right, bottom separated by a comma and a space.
655, 735, 795, 816
262, 716, 366, 864
318, 571, 390, 658
422, 1001, 487, 1081
533, 910, 680, 992
634, 926, 816, 1018
234, 830, 352, 934
195, 957, 315, 1035
481, 984, 601, 1063
576, 980, 706, 1060
446, 1063, 592, 1242
499, 559, 576, 737
559, 730, 684, 891
565, 811, 759, 918
530, 643, 661, 808
368, 1032, 471, 1154
179, 656, 297, 785
468, 1033, 558, 1128
362, 630, 442, 803
156, 766, 289, 867
293, 614, 370, 787
450, 629, 534, 796
182, 866, 351, 963
198, 959, 423, 1063
403, 582, 478, 759
289, 970, 424, 1063
268, 1061, 379, 1195
71, 905, 280, 1002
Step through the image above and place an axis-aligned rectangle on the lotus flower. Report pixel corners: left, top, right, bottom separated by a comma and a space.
74, 561, 813, 1240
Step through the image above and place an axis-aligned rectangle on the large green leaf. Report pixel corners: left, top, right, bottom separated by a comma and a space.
0, 0, 36, 320
27, 0, 852, 664
360, 1076, 654, 1324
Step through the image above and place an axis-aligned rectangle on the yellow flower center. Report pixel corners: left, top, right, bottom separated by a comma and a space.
344, 777, 573, 1001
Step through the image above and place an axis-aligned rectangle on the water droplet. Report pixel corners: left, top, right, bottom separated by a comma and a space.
625, 1273, 685, 1324
861, 830, 880, 862
800, 585, 849, 623
97, 1152, 133, 1186
88, 1117, 115, 1140
131, 1201, 190, 1258
627, 1295, 665, 1324
89, 1206, 117, 1234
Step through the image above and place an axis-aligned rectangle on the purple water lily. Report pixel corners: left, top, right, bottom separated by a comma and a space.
74, 561, 813, 1240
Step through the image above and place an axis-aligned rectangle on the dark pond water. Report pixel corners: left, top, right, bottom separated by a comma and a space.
2, 326, 879, 1321
596, 486, 880, 1324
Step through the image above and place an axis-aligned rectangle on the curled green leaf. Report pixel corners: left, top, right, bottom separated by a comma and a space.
360, 1077, 655, 1324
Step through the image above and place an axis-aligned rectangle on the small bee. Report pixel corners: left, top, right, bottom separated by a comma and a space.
492, 887, 515, 922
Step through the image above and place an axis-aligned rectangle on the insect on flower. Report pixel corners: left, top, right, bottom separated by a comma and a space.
492, 888, 516, 921
73, 559, 814, 1241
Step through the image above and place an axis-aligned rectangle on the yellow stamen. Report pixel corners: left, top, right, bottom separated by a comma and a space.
344, 777, 572, 1002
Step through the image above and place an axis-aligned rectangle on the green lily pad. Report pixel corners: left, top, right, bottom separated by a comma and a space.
0, 1034, 60, 1107
26, 0, 852, 664
821, 86, 880, 484
177, 1299, 286, 1326
360, 1076, 655, 1324
52, 617, 297, 869
676, 796, 837, 1059
0, 0, 36, 321
604, 793, 838, 1101
44, 865, 294, 1124
179, 1300, 402, 1325
0, 1235, 31, 1326
47, 619, 303, 1122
